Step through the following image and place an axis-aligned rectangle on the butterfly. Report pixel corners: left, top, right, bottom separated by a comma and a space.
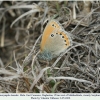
38, 19, 72, 61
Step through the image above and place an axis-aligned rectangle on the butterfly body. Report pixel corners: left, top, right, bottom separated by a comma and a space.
38, 19, 72, 61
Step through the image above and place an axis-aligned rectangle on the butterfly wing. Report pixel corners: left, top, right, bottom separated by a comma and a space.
40, 20, 63, 51
39, 19, 72, 60
45, 29, 71, 56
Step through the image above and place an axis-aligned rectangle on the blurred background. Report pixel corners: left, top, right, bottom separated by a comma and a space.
0, 1, 100, 93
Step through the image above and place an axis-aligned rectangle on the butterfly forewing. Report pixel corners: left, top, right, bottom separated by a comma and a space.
40, 20, 62, 51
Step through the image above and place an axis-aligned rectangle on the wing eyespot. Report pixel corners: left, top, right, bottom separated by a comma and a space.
62, 36, 64, 38
51, 34, 54, 37
52, 24, 54, 26
52, 24, 56, 28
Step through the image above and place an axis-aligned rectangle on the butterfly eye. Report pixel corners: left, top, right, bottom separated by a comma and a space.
64, 40, 66, 42
60, 33, 62, 35
51, 34, 54, 37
